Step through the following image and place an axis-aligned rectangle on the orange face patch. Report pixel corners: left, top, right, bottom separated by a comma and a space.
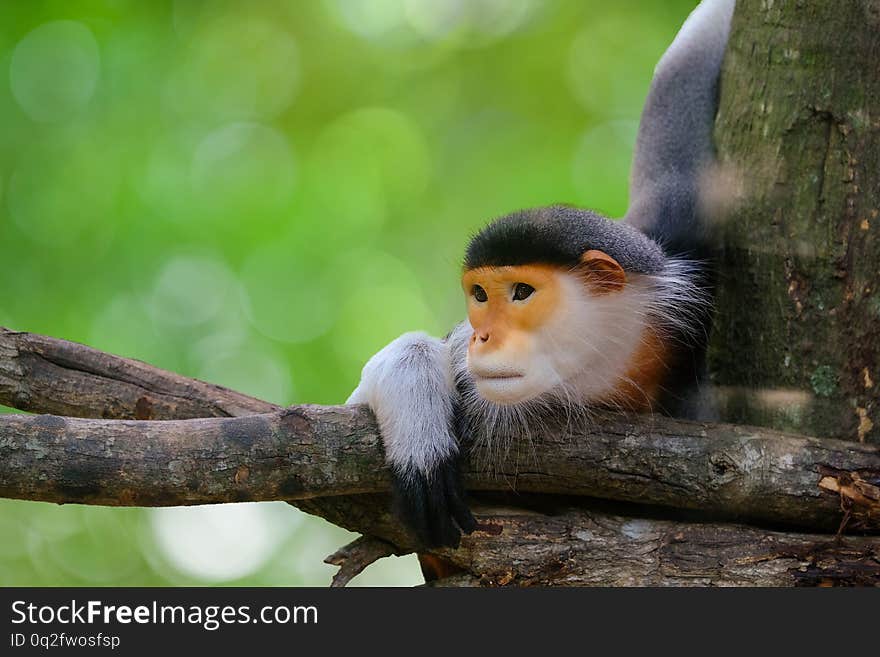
604, 325, 672, 412
461, 264, 563, 355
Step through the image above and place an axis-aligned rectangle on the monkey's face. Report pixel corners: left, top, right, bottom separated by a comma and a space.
461, 251, 630, 405
462, 264, 568, 404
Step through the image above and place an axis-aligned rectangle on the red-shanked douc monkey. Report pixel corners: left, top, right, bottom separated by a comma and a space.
347, 0, 734, 549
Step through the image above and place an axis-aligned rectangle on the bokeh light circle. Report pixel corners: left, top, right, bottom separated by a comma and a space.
240, 243, 336, 344
404, 0, 466, 40
309, 107, 430, 228
329, 249, 437, 367
6, 139, 120, 247
149, 254, 237, 328
404, 0, 536, 42
329, 0, 409, 40
151, 504, 295, 582
567, 16, 665, 119
571, 120, 638, 218
330, 0, 537, 45
166, 16, 299, 121
196, 343, 293, 406
10, 20, 100, 123
190, 122, 296, 218
90, 294, 164, 366
137, 132, 194, 220
43, 508, 142, 583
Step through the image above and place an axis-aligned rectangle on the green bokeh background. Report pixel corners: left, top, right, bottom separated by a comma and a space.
0, 0, 694, 586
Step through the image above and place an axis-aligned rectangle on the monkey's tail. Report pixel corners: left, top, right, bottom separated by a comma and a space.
622, 0, 735, 259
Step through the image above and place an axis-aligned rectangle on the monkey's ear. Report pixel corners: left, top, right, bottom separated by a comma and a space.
578, 249, 626, 294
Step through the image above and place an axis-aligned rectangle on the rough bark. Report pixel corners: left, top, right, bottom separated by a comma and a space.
2, 327, 880, 586
427, 507, 880, 587
0, 325, 382, 547
294, 497, 880, 587
0, 327, 279, 419
325, 536, 399, 588
709, 0, 880, 444
2, 395, 880, 532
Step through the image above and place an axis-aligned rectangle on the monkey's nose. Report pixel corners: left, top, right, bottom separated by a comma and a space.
476, 332, 490, 343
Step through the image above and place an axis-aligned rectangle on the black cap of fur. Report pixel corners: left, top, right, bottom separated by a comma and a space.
464, 205, 667, 274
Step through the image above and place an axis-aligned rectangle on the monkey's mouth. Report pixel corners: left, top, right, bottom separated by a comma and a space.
471, 370, 525, 381
472, 370, 539, 405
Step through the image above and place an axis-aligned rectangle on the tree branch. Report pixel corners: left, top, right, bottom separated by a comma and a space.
0, 327, 278, 419
2, 337, 880, 530
3, 327, 879, 586
324, 536, 399, 587
427, 506, 880, 587
292, 496, 880, 586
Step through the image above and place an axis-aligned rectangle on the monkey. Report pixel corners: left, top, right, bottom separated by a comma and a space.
347, 0, 736, 550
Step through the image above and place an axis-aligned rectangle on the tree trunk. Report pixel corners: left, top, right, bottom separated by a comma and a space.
709, 0, 880, 444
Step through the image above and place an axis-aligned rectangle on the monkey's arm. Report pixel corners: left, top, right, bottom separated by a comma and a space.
347, 332, 475, 548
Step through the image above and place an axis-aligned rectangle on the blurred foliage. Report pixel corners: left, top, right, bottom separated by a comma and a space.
0, 0, 695, 586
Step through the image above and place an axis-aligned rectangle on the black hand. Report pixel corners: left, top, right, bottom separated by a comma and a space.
391, 457, 476, 549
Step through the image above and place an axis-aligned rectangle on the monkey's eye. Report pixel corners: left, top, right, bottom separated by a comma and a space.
512, 283, 535, 301
472, 285, 488, 303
